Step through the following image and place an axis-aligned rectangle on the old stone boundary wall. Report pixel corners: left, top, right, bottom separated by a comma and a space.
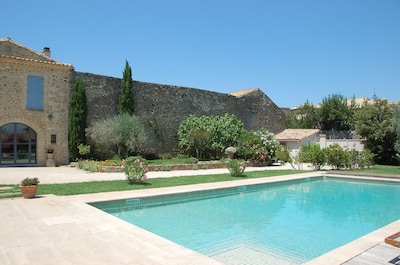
74, 72, 285, 155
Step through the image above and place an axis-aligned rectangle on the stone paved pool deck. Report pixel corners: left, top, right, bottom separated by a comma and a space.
0, 166, 399, 264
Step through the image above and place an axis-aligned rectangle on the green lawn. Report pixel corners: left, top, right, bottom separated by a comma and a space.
2, 164, 399, 199
347, 165, 400, 175
35, 170, 301, 196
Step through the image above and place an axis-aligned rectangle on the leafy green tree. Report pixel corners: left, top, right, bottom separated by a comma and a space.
355, 99, 397, 165
86, 113, 147, 158
177, 113, 245, 158
68, 79, 87, 160
285, 100, 320, 129
392, 104, 400, 159
319, 94, 353, 130
118, 60, 134, 115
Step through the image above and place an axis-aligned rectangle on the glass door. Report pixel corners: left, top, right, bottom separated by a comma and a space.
0, 123, 36, 166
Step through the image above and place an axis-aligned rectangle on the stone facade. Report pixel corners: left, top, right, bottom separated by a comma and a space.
1, 38, 285, 166
0, 38, 73, 166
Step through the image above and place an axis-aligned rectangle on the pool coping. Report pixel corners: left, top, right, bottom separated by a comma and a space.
1, 172, 399, 264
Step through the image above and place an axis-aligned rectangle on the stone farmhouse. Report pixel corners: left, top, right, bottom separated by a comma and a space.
0, 38, 286, 167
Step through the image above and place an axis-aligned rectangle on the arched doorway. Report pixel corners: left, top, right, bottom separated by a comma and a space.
0, 123, 37, 166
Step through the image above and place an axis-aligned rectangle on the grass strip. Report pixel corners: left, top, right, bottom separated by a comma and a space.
346, 165, 400, 175
35, 170, 302, 196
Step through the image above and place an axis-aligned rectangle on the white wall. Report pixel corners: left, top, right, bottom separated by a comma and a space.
281, 133, 364, 159
319, 134, 364, 151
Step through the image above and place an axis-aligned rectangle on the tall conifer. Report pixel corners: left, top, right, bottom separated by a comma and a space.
68, 79, 87, 160
118, 60, 134, 115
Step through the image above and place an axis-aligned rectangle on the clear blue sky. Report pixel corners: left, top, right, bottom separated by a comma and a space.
1, 0, 399, 108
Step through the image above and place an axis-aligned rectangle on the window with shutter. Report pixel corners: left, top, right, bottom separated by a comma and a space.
27, 75, 44, 110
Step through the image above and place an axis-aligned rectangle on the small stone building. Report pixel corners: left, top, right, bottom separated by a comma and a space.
1, 38, 286, 167
275, 129, 364, 157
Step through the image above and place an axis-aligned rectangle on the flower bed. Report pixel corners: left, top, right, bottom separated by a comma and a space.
95, 161, 227, 173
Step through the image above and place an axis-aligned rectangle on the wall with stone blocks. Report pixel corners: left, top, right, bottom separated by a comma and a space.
74, 72, 286, 155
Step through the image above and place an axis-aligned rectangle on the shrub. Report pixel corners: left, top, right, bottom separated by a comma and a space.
78, 144, 91, 158
79, 160, 99, 172
176, 153, 189, 159
299, 143, 326, 170
183, 157, 198, 164
122, 156, 148, 184
357, 150, 375, 169
226, 159, 246, 177
237, 129, 278, 163
275, 145, 292, 164
325, 144, 347, 170
161, 153, 173, 160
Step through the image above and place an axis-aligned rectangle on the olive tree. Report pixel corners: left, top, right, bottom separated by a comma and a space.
86, 113, 146, 158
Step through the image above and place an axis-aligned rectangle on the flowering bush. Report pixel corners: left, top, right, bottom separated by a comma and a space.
237, 128, 279, 163
254, 128, 279, 158
121, 156, 148, 184
226, 159, 246, 177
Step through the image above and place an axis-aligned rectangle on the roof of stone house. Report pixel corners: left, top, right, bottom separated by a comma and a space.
229, 88, 260, 98
0, 37, 73, 68
275, 129, 320, 142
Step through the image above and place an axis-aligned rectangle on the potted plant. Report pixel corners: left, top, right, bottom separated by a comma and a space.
19, 177, 40, 199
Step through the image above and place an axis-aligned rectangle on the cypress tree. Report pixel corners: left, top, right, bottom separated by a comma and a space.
118, 60, 134, 115
68, 79, 87, 160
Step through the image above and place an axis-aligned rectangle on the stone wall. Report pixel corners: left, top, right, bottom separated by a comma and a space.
74, 72, 286, 155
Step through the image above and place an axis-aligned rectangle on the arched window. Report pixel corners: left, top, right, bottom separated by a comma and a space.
0, 123, 36, 166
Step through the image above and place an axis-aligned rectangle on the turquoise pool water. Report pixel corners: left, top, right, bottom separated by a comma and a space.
91, 177, 400, 264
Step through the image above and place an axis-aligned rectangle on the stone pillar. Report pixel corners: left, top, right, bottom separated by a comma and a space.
46, 153, 55, 167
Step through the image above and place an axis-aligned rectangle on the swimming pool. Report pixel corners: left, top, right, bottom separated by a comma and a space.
90, 176, 400, 264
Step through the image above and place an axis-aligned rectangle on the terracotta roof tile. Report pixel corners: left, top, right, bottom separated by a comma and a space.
0, 37, 73, 68
229, 88, 260, 98
275, 129, 320, 142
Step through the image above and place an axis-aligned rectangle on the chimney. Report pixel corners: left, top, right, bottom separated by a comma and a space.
42, 47, 51, 57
